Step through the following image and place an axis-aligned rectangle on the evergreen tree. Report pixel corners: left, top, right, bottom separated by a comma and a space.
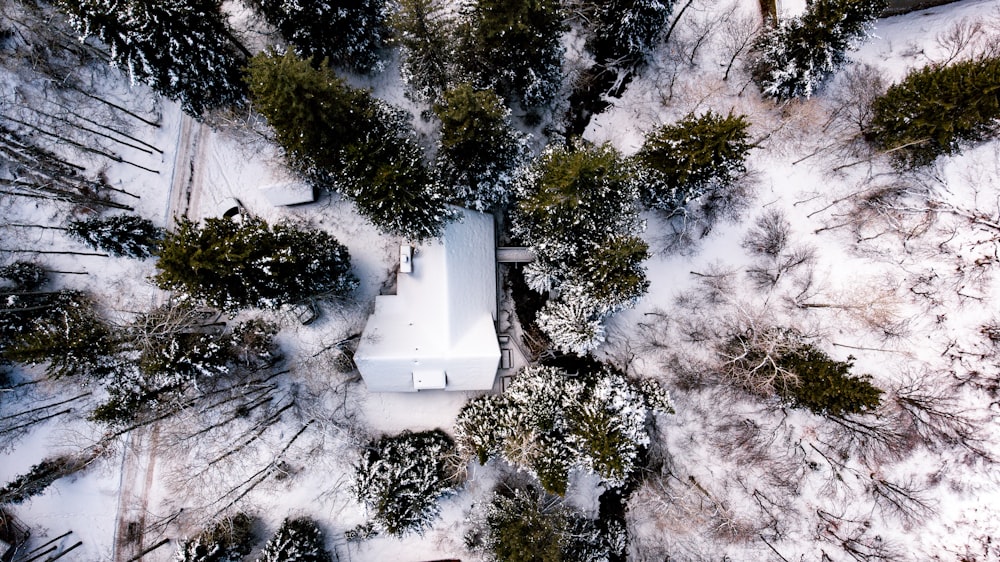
252, 0, 387, 73
173, 513, 255, 562
247, 50, 454, 239
750, 0, 886, 99
635, 110, 752, 214
390, 0, 455, 102
256, 518, 332, 562
56, 0, 248, 116
154, 216, 357, 312
513, 140, 648, 342
866, 56, 1000, 167
0, 261, 47, 291
455, 364, 673, 495
352, 429, 457, 537
434, 83, 528, 211
456, 0, 565, 110
67, 214, 163, 258
534, 297, 605, 355
0, 455, 80, 504
584, 0, 673, 70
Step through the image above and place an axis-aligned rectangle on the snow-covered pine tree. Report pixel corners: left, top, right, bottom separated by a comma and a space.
455, 364, 673, 495
635, 110, 752, 214
173, 513, 255, 562
0, 455, 79, 504
56, 0, 248, 116
534, 297, 606, 355
252, 0, 388, 73
583, 0, 673, 70
352, 429, 457, 537
866, 56, 1000, 167
67, 214, 163, 258
390, 0, 455, 102
154, 216, 357, 312
256, 517, 332, 562
0, 261, 48, 291
750, 0, 886, 99
433, 83, 528, 211
456, 0, 565, 110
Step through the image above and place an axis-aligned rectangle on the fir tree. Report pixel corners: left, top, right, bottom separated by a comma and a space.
173, 513, 255, 562
67, 214, 163, 258
390, 0, 455, 102
635, 110, 752, 214
252, 0, 388, 73
154, 216, 357, 312
456, 0, 565, 110
0, 455, 81, 504
584, 0, 673, 70
866, 56, 1000, 167
534, 297, 606, 355
750, 0, 886, 99
434, 83, 528, 211
455, 364, 673, 495
0, 261, 47, 291
256, 518, 332, 562
56, 0, 248, 116
352, 429, 457, 537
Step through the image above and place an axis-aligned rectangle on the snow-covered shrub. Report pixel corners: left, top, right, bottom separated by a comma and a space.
466, 484, 607, 562
635, 111, 752, 215
351, 429, 458, 537
434, 83, 529, 211
866, 56, 1000, 167
67, 214, 163, 258
455, 364, 673, 495
154, 216, 357, 312
173, 513, 255, 562
535, 298, 606, 355
256, 517, 332, 562
750, 0, 885, 99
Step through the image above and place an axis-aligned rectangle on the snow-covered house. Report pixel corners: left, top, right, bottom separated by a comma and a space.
354, 208, 501, 392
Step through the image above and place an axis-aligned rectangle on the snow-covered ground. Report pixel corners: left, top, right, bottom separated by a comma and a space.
3, 0, 1000, 560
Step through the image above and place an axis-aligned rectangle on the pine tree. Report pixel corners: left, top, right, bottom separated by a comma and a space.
173, 513, 255, 562
750, 0, 886, 99
635, 110, 752, 214
866, 56, 1000, 167
247, 50, 454, 239
67, 214, 163, 258
390, 0, 455, 102
352, 429, 457, 537
778, 345, 883, 416
456, 0, 566, 110
434, 83, 528, 211
584, 0, 673, 70
0, 261, 48, 290
256, 518, 332, 562
534, 297, 606, 355
154, 216, 357, 312
252, 0, 388, 73
0, 455, 80, 504
56, 0, 248, 116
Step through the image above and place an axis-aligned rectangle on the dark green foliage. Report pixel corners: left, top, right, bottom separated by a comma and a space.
247, 50, 453, 239
0, 455, 79, 504
750, 0, 886, 99
257, 517, 332, 562
866, 57, 1000, 167
67, 214, 163, 258
390, 0, 454, 102
174, 513, 255, 562
0, 261, 47, 291
352, 429, 457, 537
584, 0, 673, 70
252, 0, 387, 73
456, 0, 565, 110
154, 216, 357, 312
469, 485, 606, 562
1, 290, 118, 380
56, 0, 247, 116
778, 346, 882, 416
635, 110, 752, 213
434, 83, 527, 210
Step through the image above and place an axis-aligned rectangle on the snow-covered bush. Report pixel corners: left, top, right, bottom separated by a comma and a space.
750, 0, 885, 99
635, 111, 752, 215
154, 216, 357, 312
455, 364, 673, 495
67, 214, 163, 258
351, 429, 458, 537
256, 517, 332, 562
173, 513, 255, 562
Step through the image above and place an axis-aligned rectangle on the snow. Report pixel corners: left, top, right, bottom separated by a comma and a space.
353, 207, 501, 392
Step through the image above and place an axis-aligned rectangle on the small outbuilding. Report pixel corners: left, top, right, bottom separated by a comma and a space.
354, 208, 501, 392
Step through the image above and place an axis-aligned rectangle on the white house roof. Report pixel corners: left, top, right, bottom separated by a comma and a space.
353, 208, 501, 392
